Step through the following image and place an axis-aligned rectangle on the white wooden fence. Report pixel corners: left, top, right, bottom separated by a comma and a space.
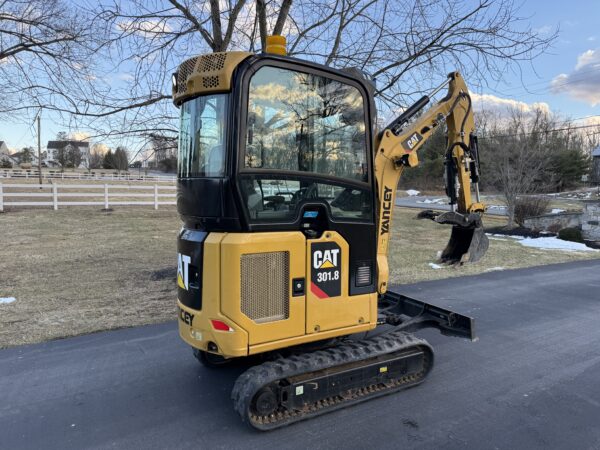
0, 169, 176, 183
0, 182, 176, 211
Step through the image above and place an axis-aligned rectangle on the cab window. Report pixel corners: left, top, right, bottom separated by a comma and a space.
241, 66, 371, 223
245, 66, 368, 182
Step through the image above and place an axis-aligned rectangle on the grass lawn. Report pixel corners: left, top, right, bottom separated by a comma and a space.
1, 206, 598, 348
0, 207, 180, 348
388, 209, 598, 284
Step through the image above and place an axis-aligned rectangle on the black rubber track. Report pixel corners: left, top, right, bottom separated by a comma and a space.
231, 331, 433, 431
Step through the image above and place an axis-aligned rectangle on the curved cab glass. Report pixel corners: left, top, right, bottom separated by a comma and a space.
178, 94, 229, 178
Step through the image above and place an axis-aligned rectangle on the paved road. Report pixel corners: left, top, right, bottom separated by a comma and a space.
396, 196, 508, 216
2, 260, 600, 449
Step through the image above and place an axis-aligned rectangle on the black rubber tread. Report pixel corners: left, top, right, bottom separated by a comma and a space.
231, 331, 433, 431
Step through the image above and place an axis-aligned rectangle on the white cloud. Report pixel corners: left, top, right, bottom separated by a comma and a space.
471, 93, 551, 116
551, 48, 600, 106
69, 132, 90, 141
92, 143, 109, 155
584, 116, 600, 126
117, 73, 135, 82
575, 49, 597, 70
534, 25, 552, 36
588, 36, 597, 42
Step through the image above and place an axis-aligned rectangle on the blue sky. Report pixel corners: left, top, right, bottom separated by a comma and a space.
2, 0, 600, 154
474, 0, 600, 121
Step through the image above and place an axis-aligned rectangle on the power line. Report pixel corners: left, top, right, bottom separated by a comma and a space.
478, 122, 600, 139
570, 114, 600, 123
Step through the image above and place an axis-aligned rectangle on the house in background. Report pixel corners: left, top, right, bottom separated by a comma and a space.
46, 140, 90, 168
0, 141, 19, 167
9, 149, 40, 166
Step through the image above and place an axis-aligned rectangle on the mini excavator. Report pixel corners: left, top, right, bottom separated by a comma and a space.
173, 35, 488, 430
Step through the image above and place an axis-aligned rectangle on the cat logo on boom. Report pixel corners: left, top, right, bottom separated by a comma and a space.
401, 132, 423, 151
177, 252, 191, 290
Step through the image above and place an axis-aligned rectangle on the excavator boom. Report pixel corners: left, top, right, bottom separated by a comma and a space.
375, 72, 488, 293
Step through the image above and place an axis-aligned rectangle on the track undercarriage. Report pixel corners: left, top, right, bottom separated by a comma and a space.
231, 292, 475, 430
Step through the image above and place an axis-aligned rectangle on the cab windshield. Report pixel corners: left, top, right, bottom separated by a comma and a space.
178, 94, 228, 178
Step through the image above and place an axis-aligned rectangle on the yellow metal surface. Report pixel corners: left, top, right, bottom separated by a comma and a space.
172, 51, 252, 105
179, 230, 379, 358
248, 320, 375, 355
374, 71, 484, 292
220, 231, 307, 346
177, 233, 249, 358
305, 231, 375, 333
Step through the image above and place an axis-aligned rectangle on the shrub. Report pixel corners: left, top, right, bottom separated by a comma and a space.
558, 227, 584, 243
546, 223, 562, 234
514, 196, 550, 226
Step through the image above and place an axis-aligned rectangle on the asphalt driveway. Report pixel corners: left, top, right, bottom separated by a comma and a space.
1, 259, 599, 449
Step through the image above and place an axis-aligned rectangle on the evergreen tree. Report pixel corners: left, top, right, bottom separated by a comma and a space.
102, 149, 115, 169
67, 144, 82, 168
114, 147, 129, 171
21, 147, 34, 163
56, 146, 69, 169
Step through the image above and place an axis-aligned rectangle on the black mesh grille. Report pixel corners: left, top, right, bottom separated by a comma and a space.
202, 75, 220, 88
177, 57, 198, 94
197, 53, 227, 72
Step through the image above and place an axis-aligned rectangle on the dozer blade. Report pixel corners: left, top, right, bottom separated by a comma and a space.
417, 209, 489, 264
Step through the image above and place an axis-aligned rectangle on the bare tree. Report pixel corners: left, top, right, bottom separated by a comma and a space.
0, 0, 96, 121
4, 0, 556, 145
482, 108, 555, 226
89, 147, 105, 169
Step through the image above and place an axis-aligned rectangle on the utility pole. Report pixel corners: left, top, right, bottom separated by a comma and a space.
37, 111, 42, 185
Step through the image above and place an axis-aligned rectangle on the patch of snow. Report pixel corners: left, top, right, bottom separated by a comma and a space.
518, 237, 598, 252
406, 189, 420, 196
487, 205, 507, 210
428, 262, 443, 269
551, 208, 566, 214
0, 297, 16, 304
485, 266, 505, 272
486, 233, 525, 240
417, 198, 445, 204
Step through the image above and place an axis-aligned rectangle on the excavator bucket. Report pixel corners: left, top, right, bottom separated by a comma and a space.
417, 210, 489, 264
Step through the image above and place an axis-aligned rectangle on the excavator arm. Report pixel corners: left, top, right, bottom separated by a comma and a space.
374, 72, 489, 294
